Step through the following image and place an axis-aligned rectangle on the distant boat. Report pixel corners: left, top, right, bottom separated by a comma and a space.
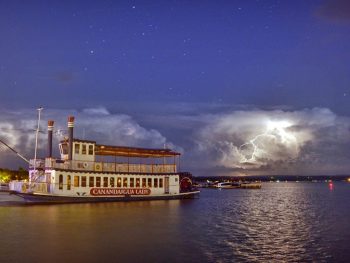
202, 181, 261, 189
9, 115, 199, 203
216, 182, 241, 189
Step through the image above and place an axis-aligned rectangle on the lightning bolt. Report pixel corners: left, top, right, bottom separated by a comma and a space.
238, 120, 296, 165
239, 133, 270, 163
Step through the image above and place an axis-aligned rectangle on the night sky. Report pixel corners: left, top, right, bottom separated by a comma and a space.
1, 0, 350, 176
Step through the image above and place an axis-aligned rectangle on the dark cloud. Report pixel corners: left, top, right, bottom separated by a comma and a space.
316, 0, 350, 22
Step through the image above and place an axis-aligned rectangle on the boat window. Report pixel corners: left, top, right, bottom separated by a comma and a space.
67, 175, 71, 190
74, 143, 80, 154
117, 177, 122, 187
142, 178, 146, 188
154, 178, 158, 188
59, 174, 63, 190
82, 144, 87, 155
88, 145, 94, 155
110, 177, 115, 187
96, 177, 101, 187
89, 176, 94, 187
159, 178, 163, 188
74, 176, 80, 187
175, 178, 178, 182
148, 178, 152, 187
130, 178, 134, 187
103, 177, 108, 187
136, 178, 140, 187
123, 177, 128, 187
81, 176, 87, 187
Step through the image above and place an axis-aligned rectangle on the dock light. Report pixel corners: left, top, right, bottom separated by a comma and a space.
347, 178, 350, 183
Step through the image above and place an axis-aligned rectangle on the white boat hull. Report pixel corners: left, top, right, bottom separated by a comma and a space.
11, 190, 200, 204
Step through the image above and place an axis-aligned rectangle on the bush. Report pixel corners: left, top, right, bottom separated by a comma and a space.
0, 168, 28, 182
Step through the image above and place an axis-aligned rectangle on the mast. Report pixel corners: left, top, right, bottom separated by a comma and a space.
32, 107, 43, 182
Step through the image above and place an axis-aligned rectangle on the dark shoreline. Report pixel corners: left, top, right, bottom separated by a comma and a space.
194, 175, 350, 182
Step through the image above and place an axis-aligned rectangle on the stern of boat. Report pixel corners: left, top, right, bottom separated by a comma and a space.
9, 181, 49, 195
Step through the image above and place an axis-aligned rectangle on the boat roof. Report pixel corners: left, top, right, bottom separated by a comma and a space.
73, 139, 97, 144
94, 144, 180, 158
62, 138, 180, 158
61, 139, 97, 144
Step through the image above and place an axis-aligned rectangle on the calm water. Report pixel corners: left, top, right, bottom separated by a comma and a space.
1, 182, 350, 263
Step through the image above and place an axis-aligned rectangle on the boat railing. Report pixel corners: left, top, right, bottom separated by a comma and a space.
43, 158, 177, 173
29, 182, 49, 193
29, 159, 45, 169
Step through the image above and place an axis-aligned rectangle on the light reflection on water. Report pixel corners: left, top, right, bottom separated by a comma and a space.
0, 183, 350, 262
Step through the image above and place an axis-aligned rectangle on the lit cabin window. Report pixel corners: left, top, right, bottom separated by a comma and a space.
130, 178, 135, 187
74, 176, 80, 187
142, 178, 146, 188
67, 175, 71, 190
96, 177, 101, 187
136, 178, 140, 188
159, 178, 163, 188
117, 177, 122, 187
88, 145, 94, 155
148, 178, 152, 187
59, 174, 63, 190
123, 177, 128, 187
81, 176, 87, 187
154, 178, 158, 188
82, 144, 87, 154
103, 177, 108, 187
110, 177, 115, 187
74, 143, 80, 154
89, 177, 94, 187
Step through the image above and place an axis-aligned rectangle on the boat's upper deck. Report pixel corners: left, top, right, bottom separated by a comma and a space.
30, 139, 181, 174
30, 117, 182, 174
59, 138, 180, 159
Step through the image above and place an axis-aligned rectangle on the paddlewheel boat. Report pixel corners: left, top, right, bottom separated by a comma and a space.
9, 116, 199, 203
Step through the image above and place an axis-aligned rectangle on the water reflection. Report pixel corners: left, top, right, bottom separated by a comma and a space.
175, 183, 350, 262
0, 183, 349, 262
0, 200, 187, 263
228, 184, 332, 262
329, 182, 334, 191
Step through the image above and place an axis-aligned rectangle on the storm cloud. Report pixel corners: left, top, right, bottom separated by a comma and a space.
192, 108, 350, 175
1, 107, 350, 176
0, 107, 176, 168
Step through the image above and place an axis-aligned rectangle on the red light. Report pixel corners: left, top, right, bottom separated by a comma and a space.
329, 182, 333, 190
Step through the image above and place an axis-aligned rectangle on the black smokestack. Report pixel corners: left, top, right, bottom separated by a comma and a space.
68, 116, 74, 160
47, 120, 54, 158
